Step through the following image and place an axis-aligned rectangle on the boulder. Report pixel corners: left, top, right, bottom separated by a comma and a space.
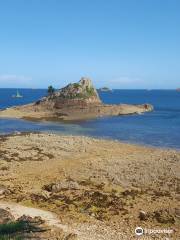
139, 210, 148, 221
44, 180, 80, 192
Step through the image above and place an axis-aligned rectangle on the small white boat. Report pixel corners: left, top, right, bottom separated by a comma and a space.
12, 90, 23, 98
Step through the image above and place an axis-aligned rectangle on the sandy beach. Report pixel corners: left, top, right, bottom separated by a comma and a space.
0, 132, 179, 239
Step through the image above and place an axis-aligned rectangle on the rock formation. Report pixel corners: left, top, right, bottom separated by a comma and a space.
37, 77, 101, 108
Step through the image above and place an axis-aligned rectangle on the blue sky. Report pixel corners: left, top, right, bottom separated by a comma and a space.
0, 0, 179, 89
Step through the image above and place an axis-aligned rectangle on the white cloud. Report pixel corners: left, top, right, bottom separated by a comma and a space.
0, 74, 32, 81
0, 74, 32, 87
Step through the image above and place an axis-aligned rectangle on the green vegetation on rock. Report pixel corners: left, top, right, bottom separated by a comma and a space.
45, 77, 101, 103
73, 83, 81, 89
86, 86, 95, 96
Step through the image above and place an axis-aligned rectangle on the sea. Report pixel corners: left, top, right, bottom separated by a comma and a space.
0, 88, 180, 149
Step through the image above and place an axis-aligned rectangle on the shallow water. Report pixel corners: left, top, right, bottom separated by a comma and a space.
0, 89, 180, 149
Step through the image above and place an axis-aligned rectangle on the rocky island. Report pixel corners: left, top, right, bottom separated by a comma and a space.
0, 77, 153, 121
98, 87, 112, 92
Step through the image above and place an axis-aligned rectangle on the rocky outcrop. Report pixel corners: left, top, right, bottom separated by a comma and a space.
0, 77, 153, 121
38, 77, 101, 108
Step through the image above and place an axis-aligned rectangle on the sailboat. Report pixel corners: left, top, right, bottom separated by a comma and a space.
12, 89, 23, 98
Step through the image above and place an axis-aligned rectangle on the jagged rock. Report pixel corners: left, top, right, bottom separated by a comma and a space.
0, 208, 15, 224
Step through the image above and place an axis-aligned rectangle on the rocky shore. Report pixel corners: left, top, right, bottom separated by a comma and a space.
0, 78, 153, 121
0, 132, 179, 239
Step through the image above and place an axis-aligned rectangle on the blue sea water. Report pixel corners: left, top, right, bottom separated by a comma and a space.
0, 88, 180, 149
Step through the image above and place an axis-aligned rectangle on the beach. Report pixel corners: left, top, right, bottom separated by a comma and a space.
0, 132, 179, 239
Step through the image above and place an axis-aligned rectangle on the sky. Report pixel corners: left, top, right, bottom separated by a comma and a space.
0, 0, 179, 89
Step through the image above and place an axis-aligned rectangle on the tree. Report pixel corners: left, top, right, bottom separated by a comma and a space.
47, 85, 55, 95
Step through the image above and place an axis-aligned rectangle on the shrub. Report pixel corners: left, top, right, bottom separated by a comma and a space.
47, 85, 55, 95
0, 222, 26, 235
0, 236, 22, 240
